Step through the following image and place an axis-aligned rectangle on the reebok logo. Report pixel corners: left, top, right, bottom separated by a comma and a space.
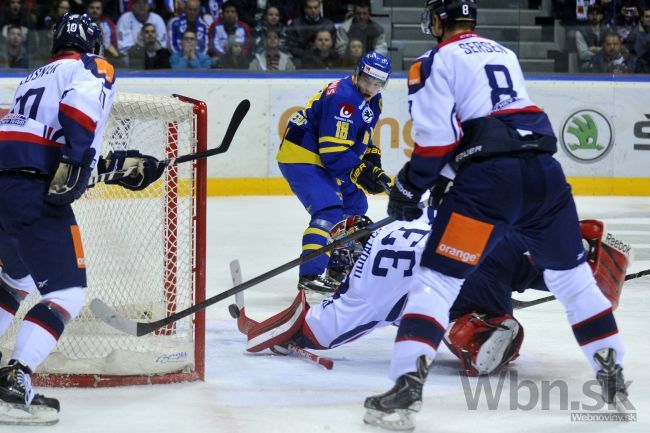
37, 280, 48, 289
437, 243, 479, 264
395, 178, 414, 199
604, 233, 632, 257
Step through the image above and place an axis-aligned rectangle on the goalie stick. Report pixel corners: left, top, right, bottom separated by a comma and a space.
227, 260, 334, 370
512, 268, 650, 310
90, 215, 397, 336
87, 99, 251, 187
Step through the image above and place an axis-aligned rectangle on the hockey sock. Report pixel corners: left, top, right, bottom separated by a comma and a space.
389, 268, 464, 380
12, 286, 84, 371
299, 211, 340, 276
544, 263, 624, 373
0, 274, 36, 335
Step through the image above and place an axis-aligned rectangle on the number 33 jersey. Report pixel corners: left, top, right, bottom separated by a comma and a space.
0, 53, 116, 175
407, 32, 552, 150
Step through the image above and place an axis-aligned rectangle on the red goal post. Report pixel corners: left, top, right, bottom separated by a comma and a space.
0, 93, 207, 387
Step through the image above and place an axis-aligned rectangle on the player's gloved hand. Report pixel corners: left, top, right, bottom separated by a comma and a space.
100, 150, 166, 191
428, 176, 453, 210
45, 148, 96, 205
362, 144, 382, 168
350, 160, 391, 195
387, 165, 425, 221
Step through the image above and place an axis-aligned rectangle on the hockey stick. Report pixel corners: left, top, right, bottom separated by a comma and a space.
87, 99, 251, 187
90, 215, 397, 336
227, 260, 334, 370
512, 268, 650, 310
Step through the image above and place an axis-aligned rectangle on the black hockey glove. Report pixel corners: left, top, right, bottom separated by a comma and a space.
428, 176, 453, 210
100, 150, 166, 191
362, 144, 382, 168
350, 160, 391, 195
387, 165, 425, 221
45, 148, 96, 205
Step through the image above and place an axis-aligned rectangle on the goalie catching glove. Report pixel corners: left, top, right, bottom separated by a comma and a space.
98, 150, 165, 191
350, 160, 391, 195
45, 148, 96, 205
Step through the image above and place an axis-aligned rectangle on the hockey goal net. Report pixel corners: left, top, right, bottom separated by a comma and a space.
0, 93, 207, 386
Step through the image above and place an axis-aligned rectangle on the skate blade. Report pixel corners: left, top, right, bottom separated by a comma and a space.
363, 408, 417, 431
0, 401, 59, 426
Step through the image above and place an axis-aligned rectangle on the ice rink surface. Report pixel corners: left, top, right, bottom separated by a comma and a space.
17, 195, 650, 433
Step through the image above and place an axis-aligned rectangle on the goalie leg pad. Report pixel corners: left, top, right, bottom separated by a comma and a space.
246, 290, 307, 352
579, 219, 631, 310
444, 312, 524, 376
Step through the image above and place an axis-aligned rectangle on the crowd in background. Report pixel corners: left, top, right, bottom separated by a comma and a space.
0, 0, 387, 71
555, 0, 650, 73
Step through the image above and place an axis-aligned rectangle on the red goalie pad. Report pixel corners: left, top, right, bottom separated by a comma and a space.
246, 290, 307, 352
580, 219, 631, 310
443, 312, 524, 376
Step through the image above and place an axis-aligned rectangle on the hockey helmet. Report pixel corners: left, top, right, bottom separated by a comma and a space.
52, 13, 103, 55
327, 216, 373, 282
356, 51, 392, 88
421, 0, 477, 35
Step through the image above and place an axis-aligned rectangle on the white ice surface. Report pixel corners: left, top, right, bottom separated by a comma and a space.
14, 196, 650, 433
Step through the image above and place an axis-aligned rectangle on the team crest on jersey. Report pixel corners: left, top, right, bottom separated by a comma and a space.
339, 103, 354, 119
362, 106, 374, 123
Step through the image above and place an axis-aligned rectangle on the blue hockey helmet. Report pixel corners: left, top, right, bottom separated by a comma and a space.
355, 51, 392, 88
52, 13, 103, 55
421, 0, 477, 35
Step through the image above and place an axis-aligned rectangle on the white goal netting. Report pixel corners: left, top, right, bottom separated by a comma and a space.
0, 94, 205, 384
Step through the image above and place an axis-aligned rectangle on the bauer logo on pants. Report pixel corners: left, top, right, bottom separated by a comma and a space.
436, 213, 493, 265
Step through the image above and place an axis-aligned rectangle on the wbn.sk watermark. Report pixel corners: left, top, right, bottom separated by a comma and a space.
460, 370, 636, 422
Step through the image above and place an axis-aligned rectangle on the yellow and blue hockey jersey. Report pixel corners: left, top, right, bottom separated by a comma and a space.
277, 76, 382, 178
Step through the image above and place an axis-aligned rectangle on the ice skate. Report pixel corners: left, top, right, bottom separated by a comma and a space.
594, 348, 629, 409
363, 356, 432, 431
0, 362, 59, 426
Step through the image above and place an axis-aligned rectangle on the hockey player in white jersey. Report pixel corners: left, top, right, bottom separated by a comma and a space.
0, 13, 163, 425
374, 0, 628, 429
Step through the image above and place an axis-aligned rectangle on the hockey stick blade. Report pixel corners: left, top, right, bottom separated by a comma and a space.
89, 298, 138, 336
87, 99, 250, 187
229, 260, 334, 369
513, 267, 650, 310
92, 216, 396, 336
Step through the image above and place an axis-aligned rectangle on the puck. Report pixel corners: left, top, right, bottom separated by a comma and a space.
228, 304, 240, 318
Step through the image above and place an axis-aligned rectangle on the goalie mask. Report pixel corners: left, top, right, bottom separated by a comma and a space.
326, 216, 373, 283
580, 219, 632, 310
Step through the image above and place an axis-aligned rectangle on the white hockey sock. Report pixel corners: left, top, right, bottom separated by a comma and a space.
389, 267, 464, 381
12, 320, 58, 372
544, 263, 624, 373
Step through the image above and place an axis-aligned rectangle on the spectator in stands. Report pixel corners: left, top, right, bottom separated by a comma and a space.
117, 0, 168, 54
229, 0, 258, 27
586, 31, 639, 72
208, 0, 251, 59
215, 34, 249, 68
615, 1, 642, 50
338, 37, 364, 67
336, 0, 387, 56
127, 22, 171, 69
170, 29, 211, 68
1, 0, 37, 32
0, 23, 28, 68
632, 8, 650, 57
285, 0, 335, 66
301, 28, 338, 69
42, 0, 71, 29
201, 0, 223, 25
252, 5, 287, 54
168, 0, 209, 54
87, 0, 119, 59
249, 29, 295, 70
576, 4, 608, 70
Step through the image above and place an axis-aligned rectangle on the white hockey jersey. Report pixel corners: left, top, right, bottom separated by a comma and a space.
0, 53, 116, 174
305, 215, 432, 348
407, 32, 548, 150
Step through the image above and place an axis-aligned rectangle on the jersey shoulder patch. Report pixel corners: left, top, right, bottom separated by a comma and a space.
408, 49, 436, 95
82, 54, 115, 88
